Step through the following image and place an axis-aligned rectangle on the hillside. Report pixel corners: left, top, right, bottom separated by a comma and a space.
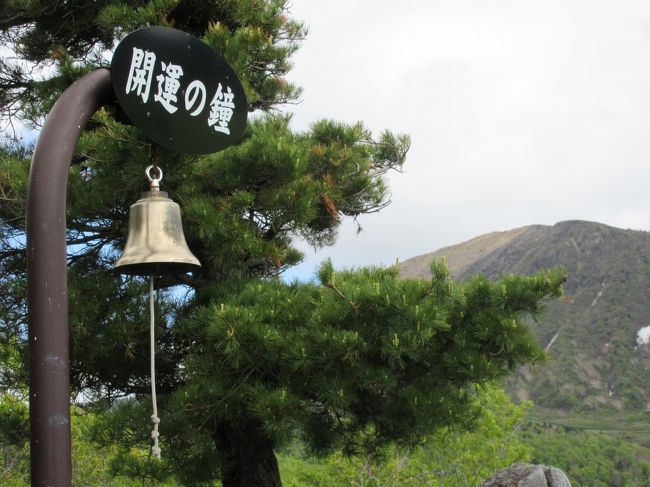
400, 220, 650, 414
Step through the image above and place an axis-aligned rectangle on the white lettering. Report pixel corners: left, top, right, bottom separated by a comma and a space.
154, 62, 184, 114
125, 47, 156, 103
208, 83, 235, 135
184, 80, 207, 116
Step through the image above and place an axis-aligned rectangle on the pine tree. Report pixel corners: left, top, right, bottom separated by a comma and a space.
0, 2, 564, 486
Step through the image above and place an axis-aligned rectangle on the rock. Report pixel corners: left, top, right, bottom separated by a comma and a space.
546, 467, 572, 487
480, 462, 571, 487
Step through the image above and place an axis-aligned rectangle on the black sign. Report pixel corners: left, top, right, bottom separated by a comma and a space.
111, 26, 247, 154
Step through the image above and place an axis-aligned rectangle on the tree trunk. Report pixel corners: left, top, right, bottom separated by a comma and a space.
214, 421, 282, 487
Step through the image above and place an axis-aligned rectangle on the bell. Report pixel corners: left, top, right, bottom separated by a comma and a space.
113, 185, 201, 276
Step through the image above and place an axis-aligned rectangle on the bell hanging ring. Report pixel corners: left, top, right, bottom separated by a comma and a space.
113, 165, 202, 276
146, 164, 162, 191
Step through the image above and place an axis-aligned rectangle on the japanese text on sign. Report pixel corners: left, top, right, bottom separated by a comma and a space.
125, 47, 236, 135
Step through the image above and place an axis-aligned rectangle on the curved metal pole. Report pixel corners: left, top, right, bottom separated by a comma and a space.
26, 68, 113, 486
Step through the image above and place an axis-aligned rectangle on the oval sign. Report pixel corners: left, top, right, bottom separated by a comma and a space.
111, 26, 247, 154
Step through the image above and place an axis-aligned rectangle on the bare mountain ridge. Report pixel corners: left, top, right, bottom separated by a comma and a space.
399, 225, 537, 281
400, 220, 650, 412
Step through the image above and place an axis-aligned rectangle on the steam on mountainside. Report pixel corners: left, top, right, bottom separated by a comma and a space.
400, 221, 650, 413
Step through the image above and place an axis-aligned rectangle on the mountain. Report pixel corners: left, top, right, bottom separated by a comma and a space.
399, 220, 650, 413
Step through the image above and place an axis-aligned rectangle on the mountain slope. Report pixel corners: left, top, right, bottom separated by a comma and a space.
400, 220, 650, 412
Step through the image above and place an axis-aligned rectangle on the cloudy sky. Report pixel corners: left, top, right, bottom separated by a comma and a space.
281, 0, 650, 280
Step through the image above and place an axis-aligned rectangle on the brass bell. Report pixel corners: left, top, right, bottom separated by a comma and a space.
113, 166, 201, 276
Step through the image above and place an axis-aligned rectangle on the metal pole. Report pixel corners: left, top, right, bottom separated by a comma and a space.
26, 68, 113, 486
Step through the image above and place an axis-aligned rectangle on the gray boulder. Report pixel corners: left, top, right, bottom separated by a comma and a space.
480, 462, 571, 487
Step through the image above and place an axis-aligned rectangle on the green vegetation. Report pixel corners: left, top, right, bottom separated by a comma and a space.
306, 385, 533, 487
532, 407, 650, 448
4, 386, 649, 485
78, 263, 563, 485
525, 426, 650, 487
1, 385, 535, 486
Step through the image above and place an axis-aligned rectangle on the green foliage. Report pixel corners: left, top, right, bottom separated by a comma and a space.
177, 116, 408, 277
525, 426, 650, 487
0, 393, 29, 485
276, 456, 343, 487
145, 261, 562, 482
317, 385, 532, 487
70, 408, 166, 487
74, 383, 533, 486
91, 397, 220, 485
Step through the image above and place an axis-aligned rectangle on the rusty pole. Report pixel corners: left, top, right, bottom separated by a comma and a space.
26, 68, 113, 486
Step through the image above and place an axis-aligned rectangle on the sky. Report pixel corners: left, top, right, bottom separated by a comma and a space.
281, 0, 650, 280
